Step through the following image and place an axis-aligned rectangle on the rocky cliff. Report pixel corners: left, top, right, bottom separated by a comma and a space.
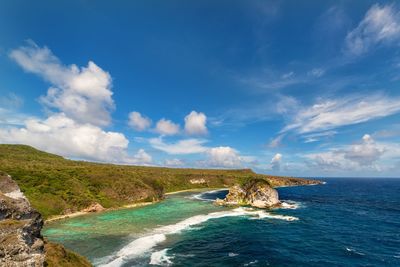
0, 172, 92, 267
0, 172, 45, 266
215, 179, 280, 208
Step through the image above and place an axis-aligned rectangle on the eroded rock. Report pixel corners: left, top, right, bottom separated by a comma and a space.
82, 203, 105, 213
0, 172, 45, 266
215, 179, 280, 208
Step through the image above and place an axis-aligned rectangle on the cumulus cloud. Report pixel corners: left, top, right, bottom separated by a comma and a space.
10, 41, 114, 126
128, 111, 151, 131
282, 93, 400, 134
206, 146, 243, 168
149, 137, 208, 155
344, 134, 385, 166
130, 149, 152, 165
0, 113, 127, 161
0, 113, 153, 165
305, 134, 386, 171
155, 119, 180, 135
184, 111, 208, 135
271, 153, 282, 171
345, 4, 400, 56
4, 41, 153, 165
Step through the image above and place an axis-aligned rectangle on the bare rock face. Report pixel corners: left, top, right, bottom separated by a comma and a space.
215, 179, 280, 208
82, 203, 105, 213
0, 172, 45, 266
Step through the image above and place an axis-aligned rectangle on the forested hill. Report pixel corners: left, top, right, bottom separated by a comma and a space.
0, 144, 320, 218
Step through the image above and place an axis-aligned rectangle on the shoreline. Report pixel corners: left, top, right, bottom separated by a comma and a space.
45, 187, 222, 224
44, 182, 322, 224
45, 201, 155, 224
165, 187, 227, 195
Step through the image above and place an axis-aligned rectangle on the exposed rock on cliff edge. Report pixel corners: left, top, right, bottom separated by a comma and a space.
215, 179, 280, 208
0, 172, 45, 266
0, 172, 92, 267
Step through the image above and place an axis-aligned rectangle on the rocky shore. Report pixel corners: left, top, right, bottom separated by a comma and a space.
0, 172, 92, 266
215, 178, 320, 209
0, 172, 45, 266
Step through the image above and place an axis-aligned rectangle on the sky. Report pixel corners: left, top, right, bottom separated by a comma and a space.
1, 0, 400, 177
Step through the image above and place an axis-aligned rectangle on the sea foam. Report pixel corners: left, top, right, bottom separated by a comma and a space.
99, 207, 298, 266
149, 249, 173, 266
279, 200, 302, 210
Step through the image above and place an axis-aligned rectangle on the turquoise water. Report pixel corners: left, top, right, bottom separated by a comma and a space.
43, 179, 400, 266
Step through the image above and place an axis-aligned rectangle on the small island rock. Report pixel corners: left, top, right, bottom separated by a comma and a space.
215, 179, 280, 208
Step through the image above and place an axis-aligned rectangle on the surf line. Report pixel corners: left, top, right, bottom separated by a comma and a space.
98, 207, 298, 267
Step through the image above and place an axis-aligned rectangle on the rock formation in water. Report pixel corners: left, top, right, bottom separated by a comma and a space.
0, 172, 45, 266
215, 179, 280, 208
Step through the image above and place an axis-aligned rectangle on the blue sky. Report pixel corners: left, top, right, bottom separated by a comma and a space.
1, 0, 400, 177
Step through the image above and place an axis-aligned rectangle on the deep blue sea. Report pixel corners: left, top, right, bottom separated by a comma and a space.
44, 178, 400, 267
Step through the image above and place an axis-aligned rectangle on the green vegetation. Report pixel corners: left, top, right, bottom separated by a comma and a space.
0, 144, 317, 219
44, 240, 92, 267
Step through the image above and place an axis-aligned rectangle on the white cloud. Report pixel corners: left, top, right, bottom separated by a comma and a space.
302, 130, 336, 143
0, 113, 128, 162
308, 68, 325, 77
304, 134, 388, 172
128, 111, 151, 131
5, 42, 154, 166
0, 113, 153, 165
130, 149, 152, 165
206, 146, 243, 168
149, 137, 208, 155
271, 153, 282, 171
10, 41, 114, 126
155, 119, 180, 135
345, 4, 400, 56
268, 134, 284, 148
0, 93, 23, 109
282, 93, 400, 134
164, 158, 184, 167
343, 134, 385, 166
184, 111, 208, 135
281, 71, 294, 79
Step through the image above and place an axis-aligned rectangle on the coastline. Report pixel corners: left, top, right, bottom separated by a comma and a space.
45, 201, 155, 224
165, 187, 227, 195
45, 187, 222, 224
44, 182, 322, 224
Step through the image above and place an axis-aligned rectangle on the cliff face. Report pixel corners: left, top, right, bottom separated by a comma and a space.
215, 179, 280, 208
0, 172, 45, 266
0, 172, 92, 267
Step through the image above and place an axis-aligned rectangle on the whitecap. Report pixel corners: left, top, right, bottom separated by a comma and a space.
99, 207, 297, 266
228, 252, 239, 257
345, 247, 365, 256
149, 249, 173, 266
244, 260, 258, 266
279, 200, 302, 210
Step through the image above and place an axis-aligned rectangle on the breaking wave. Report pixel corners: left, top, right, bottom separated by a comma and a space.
98, 207, 297, 266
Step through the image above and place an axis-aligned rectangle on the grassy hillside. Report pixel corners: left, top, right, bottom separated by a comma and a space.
0, 144, 319, 219
44, 240, 92, 267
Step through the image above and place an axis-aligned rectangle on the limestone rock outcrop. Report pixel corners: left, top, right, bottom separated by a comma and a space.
215, 179, 280, 208
0, 172, 45, 266
82, 203, 105, 213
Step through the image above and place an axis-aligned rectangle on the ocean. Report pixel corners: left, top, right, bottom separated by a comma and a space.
43, 178, 400, 266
